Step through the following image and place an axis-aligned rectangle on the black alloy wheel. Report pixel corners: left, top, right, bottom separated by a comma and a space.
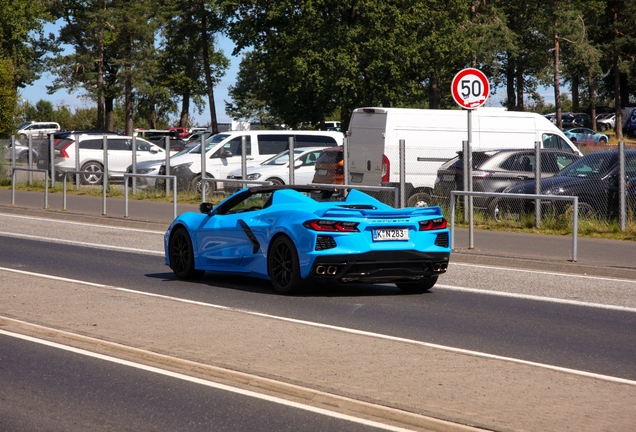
169, 227, 205, 280
268, 236, 302, 294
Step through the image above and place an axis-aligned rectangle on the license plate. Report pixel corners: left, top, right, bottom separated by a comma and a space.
442, 174, 455, 182
350, 173, 363, 183
316, 169, 327, 176
372, 228, 409, 241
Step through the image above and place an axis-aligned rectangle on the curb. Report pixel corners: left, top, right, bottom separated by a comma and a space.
0, 315, 488, 432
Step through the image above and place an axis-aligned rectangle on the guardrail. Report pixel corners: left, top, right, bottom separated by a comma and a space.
12, 167, 49, 208
62, 170, 107, 214
450, 190, 580, 262
124, 173, 178, 220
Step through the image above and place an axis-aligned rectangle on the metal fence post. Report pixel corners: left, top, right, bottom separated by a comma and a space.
619, 141, 626, 232
75, 136, 80, 188
343, 134, 349, 186
132, 135, 137, 195
11, 135, 16, 170
200, 134, 206, 200
49, 134, 55, 188
534, 141, 541, 228
103, 135, 108, 215
462, 140, 468, 221
242, 135, 247, 184
399, 139, 406, 208
28, 135, 33, 185
288, 136, 295, 185
165, 135, 171, 196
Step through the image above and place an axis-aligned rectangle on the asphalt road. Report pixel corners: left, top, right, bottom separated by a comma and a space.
0, 333, 391, 432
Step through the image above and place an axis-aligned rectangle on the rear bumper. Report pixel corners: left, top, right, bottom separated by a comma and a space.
307, 250, 450, 283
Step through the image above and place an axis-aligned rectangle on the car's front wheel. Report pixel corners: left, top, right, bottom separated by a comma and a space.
80, 162, 104, 185
191, 174, 216, 195
396, 276, 438, 293
407, 192, 431, 208
169, 227, 205, 280
268, 235, 302, 294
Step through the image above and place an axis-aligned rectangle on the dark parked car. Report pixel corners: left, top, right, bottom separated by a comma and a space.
431, 149, 581, 217
146, 135, 188, 153
497, 149, 636, 219
312, 147, 344, 185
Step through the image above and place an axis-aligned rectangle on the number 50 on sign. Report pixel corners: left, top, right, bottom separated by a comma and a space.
451, 68, 489, 109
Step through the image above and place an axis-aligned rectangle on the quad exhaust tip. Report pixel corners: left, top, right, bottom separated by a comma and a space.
315, 265, 339, 275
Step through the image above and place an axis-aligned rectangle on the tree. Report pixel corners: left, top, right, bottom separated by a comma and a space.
0, 58, 18, 138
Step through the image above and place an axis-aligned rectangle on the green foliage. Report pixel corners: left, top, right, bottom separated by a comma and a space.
0, 58, 18, 138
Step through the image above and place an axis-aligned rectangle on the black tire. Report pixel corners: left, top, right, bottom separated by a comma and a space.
599, 137, 607, 145
267, 177, 284, 186
396, 276, 438, 293
578, 202, 596, 219
17, 151, 29, 163
268, 235, 303, 294
80, 162, 104, 185
570, 138, 577, 144
488, 197, 517, 222
169, 227, 205, 280
19, 133, 26, 141
407, 192, 431, 208
191, 174, 215, 195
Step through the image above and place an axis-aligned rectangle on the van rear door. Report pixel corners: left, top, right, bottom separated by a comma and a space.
348, 109, 387, 186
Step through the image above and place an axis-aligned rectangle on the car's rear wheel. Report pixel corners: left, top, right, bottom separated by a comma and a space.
169, 227, 205, 280
191, 174, 216, 195
396, 276, 438, 293
80, 162, 104, 185
599, 137, 607, 144
268, 235, 302, 294
488, 197, 519, 222
578, 202, 596, 219
267, 177, 284, 185
407, 192, 431, 208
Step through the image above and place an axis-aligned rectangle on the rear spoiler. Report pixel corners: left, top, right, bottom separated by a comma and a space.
316, 206, 443, 218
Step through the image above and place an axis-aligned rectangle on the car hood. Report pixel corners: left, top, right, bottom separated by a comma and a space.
505, 175, 594, 194
227, 164, 288, 177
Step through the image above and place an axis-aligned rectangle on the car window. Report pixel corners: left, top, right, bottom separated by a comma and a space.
295, 135, 338, 148
217, 191, 275, 215
258, 134, 290, 155
626, 155, 636, 178
554, 154, 579, 171
109, 139, 131, 151
500, 153, 534, 172
559, 152, 616, 179
315, 149, 343, 165
135, 141, 153, 152
211, 136, 251, 158
79, 139, 103, 149
300, 150, 323, 166
543, 134, 575, 153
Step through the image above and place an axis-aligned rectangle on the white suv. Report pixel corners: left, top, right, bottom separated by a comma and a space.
54, 134, 171, 184
17, 121, 61, 140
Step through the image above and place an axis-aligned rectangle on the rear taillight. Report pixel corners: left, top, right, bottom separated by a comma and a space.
58, 141, 74, 158
303, 220, 360, 232
381, 155, 390, 183
472, 170, 492, 178
419, 218, 447, 231
335, 166, 344, 174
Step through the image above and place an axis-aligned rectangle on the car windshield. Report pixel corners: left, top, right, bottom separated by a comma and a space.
16, 121, 32, 130
262, 149, 304, 166
171, 146, 195, 158
190, 133, 230, 154
558, 152, 616, 179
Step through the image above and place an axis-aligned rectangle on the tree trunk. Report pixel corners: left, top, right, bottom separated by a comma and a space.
516, 67, 524, 111
97, 16, 105, 130
554, 25, 562, 130
149, 95, 157, 129
200, 0, 219, 134
105, 97, 114, 131
180, 87, 190, 127
429, 70, 441, 109
588, 70, 596, 132
571, 75, 579, 113
506, 54, 516, 110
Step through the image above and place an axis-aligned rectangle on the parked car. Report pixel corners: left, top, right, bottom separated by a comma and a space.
563, 127, 609, 145
51, 134, 173, 185
312, 147, 344, 185
596, 113, 615, 132
495, 149, 636, 219
225, 147, 327, 193
430, 149, 581, 215
16, 121, 61, 140
169, 127, 189, 138
4, 141, 39, 163
146, 135, 188, 153
164, 185, 451, 294
125, 145, 196, 189
37, 130, 120, 175
170, 130, 343, 194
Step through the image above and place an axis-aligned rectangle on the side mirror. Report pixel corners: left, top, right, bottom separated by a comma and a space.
149, 147, 159, 153
220, 150, 232, 158
199, 202, 215, 214
294, 160, 303, 168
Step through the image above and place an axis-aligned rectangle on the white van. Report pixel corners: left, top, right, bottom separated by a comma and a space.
346, 107, 582, 207
17, 121, 61, 140
170, 130, 344, 193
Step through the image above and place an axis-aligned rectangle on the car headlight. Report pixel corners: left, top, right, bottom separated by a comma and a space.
544, 187, 565, 195
138, 168, 155, 174
246, 173, 261, 180
173, 162, 193, 170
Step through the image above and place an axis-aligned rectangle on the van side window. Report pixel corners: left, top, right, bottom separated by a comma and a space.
543, 133, 576, 153
80, 139, 103, 149
295, 135, 338, 148
258, 134, 290, 155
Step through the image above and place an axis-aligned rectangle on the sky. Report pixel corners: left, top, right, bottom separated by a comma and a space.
19, 20, 556, 128
19, 20, 242, 127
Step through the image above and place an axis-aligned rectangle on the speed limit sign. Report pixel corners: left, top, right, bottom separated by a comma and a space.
451, 68, 489, 109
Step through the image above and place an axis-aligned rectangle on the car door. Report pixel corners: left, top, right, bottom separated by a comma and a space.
294, 150, 324, 185
134, 139, 165, 164
210, 135, 252, 179
106, 138, 132, 175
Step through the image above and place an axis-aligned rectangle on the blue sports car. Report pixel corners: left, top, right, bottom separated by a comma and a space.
164, 185, 451, 294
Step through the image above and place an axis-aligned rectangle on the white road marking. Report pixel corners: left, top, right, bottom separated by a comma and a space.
0, 231, 164, 256
0, 329, 419, 432
2, 266, 635, 387
0, 213, 164, 233
435, 284, 636, 313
